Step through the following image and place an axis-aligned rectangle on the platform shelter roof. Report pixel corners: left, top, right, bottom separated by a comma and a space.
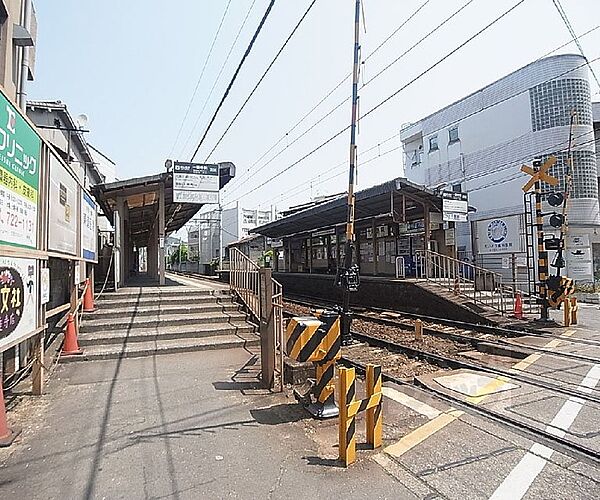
252, 177, 443, 239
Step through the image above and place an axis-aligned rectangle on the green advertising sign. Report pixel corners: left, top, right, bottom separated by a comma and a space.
0, 91, 42, 248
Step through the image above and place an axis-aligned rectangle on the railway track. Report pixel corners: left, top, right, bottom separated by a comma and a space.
283, 299, 600, 466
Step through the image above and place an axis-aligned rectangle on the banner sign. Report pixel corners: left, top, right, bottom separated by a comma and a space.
0, 256, 38, 350
0, 93, 41, 248
442, 191, 468, 222
173, 162, 219, 204
48, 155, 78, 255
81, 191, 97, 261
476, 215, 524, 254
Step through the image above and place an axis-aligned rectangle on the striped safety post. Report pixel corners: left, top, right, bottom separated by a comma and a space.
338, 364, 383, 467
286, 310, 341, 419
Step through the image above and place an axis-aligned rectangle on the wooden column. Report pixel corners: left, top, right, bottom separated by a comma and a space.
372, 219, 378, 276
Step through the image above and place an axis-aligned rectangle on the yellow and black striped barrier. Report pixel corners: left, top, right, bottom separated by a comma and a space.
338, 364, 383, 467
286, 311, 341, 419
547, 276, 575, 309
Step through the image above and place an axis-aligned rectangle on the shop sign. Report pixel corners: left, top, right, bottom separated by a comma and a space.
0, 92, 41, 248
0, 256, 38, 349
476, 215, 524, 254
81, 190, 97, 261
48, 155, 78, 255
173, 162, 219, 204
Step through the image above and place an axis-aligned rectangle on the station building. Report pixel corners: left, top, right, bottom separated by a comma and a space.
400, 54, 599, 286
253, 177, 445, 277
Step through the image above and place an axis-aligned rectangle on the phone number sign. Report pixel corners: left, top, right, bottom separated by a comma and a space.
0, 92, 41, 249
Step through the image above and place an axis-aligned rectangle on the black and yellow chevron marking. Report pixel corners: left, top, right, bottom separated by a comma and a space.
548, 276, 575, 308
338, 366, 357, 466
286, 313, 341, 363
366, 365, 383, 448
338, 364, 383, 467
314, 359, 336, 406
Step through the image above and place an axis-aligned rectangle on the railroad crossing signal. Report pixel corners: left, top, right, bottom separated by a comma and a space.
521, 156, 558, 192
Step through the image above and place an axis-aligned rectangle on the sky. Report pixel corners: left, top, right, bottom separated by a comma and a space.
30, 0, 600, 217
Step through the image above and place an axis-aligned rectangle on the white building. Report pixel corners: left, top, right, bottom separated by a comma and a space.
401, 54, 599, 284
188, 203, 276, 266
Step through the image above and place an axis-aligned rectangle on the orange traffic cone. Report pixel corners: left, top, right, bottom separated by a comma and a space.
0, 380, 21, 447
83, 278, 96, 312
514, 292, 524, 320
62, 313, 83, 356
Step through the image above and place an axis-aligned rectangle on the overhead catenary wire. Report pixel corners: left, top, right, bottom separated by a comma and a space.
204, 0, 319, 162
224, 0, 435, 193
226, 0, 528, 205
551, 0, 600, 92
177, 0, 258, 159
223, 0, 477, 200
189, 0, 277, 161
168, 0, 233, 158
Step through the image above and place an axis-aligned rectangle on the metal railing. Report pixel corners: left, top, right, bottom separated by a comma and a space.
395, 256, 406, 279
415, 249, 518, 315
229, 248, 284, 391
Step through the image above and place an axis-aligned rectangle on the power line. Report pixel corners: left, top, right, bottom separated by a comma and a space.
204, 0, 319, 162
168, 1, 232, 157
226, 0, 528, 205
224, 0, 477, 199
537, 24, 600, 61
551, 0, 600, 92
225, 0, 436, 192
189, 0, 277, 161
177, 0, 258, 159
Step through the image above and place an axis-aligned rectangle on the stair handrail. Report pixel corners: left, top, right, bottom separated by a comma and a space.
415, 249, 510, 314
229, 247, 284, 391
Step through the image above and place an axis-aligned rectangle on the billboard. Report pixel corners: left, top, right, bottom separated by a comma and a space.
0, 256, 38, 350
476, 215, 524, 254
0, 92, 41, 249
173, 162, 219, 204
48, 155, 79, 255
81, 191, 97, 261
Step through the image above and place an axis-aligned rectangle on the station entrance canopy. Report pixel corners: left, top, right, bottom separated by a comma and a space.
253, 178, 443, 239
93, 167, 234, 286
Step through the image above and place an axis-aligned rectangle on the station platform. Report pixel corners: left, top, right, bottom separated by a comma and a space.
274, 272, 507, 325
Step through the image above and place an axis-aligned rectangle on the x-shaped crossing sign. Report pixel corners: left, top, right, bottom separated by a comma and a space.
521, 156, 558, 192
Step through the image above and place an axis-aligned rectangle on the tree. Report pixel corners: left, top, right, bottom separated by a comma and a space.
169, 244, 188, 265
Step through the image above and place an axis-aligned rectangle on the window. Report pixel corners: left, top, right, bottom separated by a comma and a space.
448, 126, 459, 143
429, 135, 438, 152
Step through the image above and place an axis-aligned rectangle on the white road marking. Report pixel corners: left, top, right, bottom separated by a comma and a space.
382, 386, 441, 419
489, 364, 600, 500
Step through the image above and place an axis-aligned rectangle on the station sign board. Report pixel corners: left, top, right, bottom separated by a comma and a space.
0, 256, 38, 350
475, 215, 524, 254
442, 191, 468, 222
173, 162, 219, 204
48, 155, 78, 255
81, 191, 97, 261
0, 92, 41, 249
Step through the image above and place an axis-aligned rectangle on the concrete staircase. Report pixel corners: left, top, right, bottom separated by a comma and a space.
64, 285, 258, 362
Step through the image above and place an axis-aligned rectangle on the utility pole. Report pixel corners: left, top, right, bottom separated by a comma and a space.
337, 0, 362, 345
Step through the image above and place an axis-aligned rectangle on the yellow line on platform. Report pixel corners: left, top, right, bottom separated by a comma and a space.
384, 409, 464, 458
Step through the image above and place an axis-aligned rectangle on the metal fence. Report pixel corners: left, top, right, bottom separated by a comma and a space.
229, 248, 284, 391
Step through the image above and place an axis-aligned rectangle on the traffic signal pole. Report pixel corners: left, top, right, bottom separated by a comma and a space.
339, 0, 362, 345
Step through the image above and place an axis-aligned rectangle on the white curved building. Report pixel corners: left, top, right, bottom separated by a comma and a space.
401, 54, 599, 284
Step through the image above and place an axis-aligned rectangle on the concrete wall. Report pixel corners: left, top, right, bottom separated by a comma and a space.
274, 273, 491, 324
